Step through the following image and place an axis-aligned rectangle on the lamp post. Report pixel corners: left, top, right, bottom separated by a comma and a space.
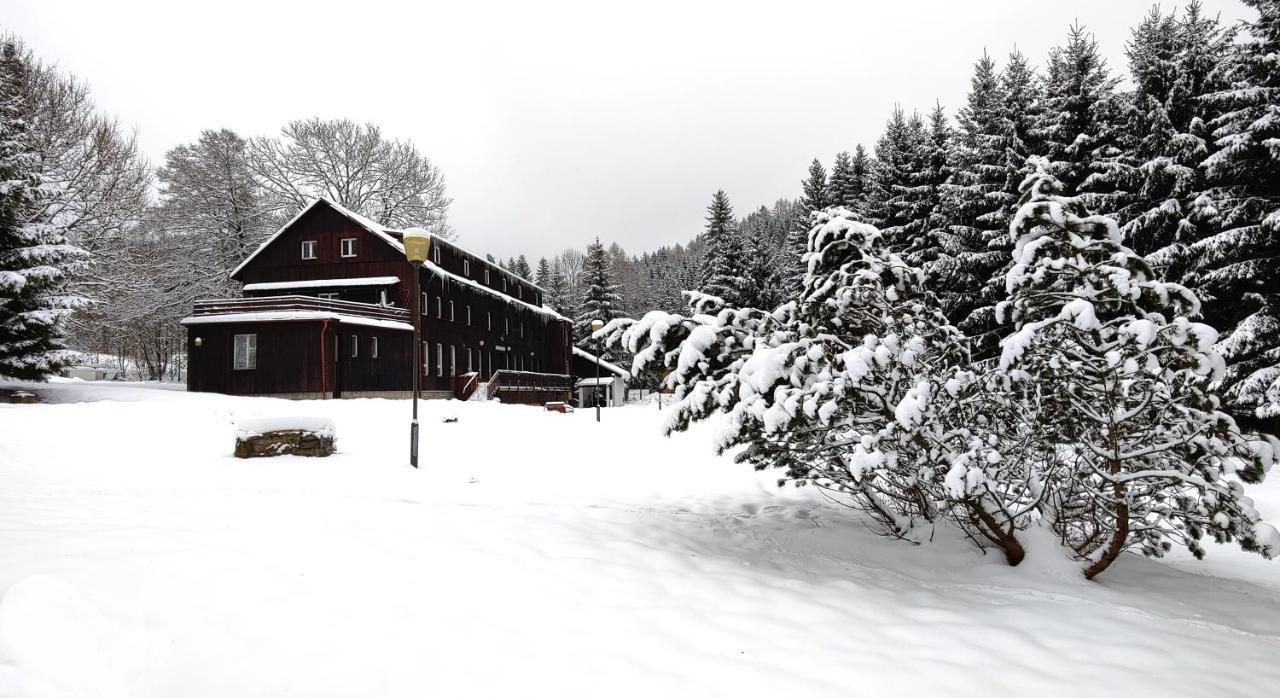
403, 228, 432, 468
591, 318, 604, 422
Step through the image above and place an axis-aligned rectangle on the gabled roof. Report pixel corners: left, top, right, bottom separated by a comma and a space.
230, 198, 404, 280
229, 197, 569, 322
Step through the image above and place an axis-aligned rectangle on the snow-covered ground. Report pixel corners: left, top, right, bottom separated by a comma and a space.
0, 380, 1277, 697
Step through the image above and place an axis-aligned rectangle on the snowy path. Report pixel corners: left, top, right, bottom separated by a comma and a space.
0, 381, 1277, 697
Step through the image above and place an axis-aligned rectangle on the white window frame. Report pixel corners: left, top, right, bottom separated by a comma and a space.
423, 341, 429, 373
371, 336, 379, 359
504, 315, 509, 335
518, 286, 523, 299
467, 347, 473, 372
449, 300, 455, 322
464, 260, 470, 276
300, 240, 317, 260
487, 312, 492, 331
484, 269, 490, 284
436, 296, 442, 318
466, 305, 472, 325
436, 343, 443, 377
351, 334, 359, 358
450, 345, 456, 377
340, 237, 357, 258
421, 292, 428, 315
432, 246, 440, 264
233, 333, 257, 370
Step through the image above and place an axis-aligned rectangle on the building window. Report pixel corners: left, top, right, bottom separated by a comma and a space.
502, 277, 508, 293
450, 345, 456, 377
423, 341, 429, 373
518, 286, 523, 299
340, 238, 357, 258
504, 315, 509, 335
484, 269, 490, 284
421, 292, 428, 315
467, 347, 473, 372
436, 296, 442, 318
371, 336, 379, 359
432, 245, 440, 264
466, 305, 472, 325
233, 333, 256, 370
436, 343, 443, 377
300, 240, 317, 260
351, 334, 359, 358
449, 300, 455, 321
487, 312, 492, 331
464, 260, 470, 276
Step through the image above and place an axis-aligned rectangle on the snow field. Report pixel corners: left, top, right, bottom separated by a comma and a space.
0, 381, 1277, 697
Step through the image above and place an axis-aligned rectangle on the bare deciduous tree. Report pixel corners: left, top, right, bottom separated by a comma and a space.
248, 117, 452, 237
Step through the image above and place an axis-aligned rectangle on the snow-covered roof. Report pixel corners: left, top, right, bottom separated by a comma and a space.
242, 276, 400, 292
576, 377, 622, 388
573, 346, 631, 379
180, 310, 413, 332
230, 197, 566, 321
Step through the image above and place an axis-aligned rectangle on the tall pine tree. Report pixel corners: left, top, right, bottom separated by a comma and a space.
573, 237, 623, 346
0, 39, 86, 379
930, 52, 1010, 323
699, 189, 746, 307
1193, 0, 1280, 424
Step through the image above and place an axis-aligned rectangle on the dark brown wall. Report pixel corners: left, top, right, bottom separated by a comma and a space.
234, 202, 414, 305
187, 321, 329, 395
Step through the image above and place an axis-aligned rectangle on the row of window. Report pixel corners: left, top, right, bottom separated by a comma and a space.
422, 341, 536, 377
233, 332, 382, 371
299, 235, 540, 306
300, 238, 358, 260
230, 333, 537, 374
419, 293, 533, 338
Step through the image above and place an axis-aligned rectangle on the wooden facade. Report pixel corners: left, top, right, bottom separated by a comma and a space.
183, 198, 574, 401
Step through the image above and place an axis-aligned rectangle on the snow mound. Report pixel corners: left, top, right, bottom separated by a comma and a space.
235, 416, 335, 439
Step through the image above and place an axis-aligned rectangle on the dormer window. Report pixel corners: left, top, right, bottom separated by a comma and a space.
340, 238, 357, 258
301, 240, 317, 260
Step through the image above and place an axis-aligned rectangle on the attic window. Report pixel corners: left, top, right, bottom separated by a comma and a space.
340, 238, 357, 258
301, 240, 317, 260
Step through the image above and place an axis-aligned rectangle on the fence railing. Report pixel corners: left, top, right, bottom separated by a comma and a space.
190, 295, 410, 323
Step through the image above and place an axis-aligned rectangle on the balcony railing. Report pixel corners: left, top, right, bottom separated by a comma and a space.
189, 295, 410, 323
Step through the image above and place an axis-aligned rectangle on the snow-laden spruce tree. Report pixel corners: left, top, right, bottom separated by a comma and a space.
699, 189, 747, 307
957, 50, 1043, 362
0, 40, 86, 379
782, 159, 830, 294
604, 208, 1039, 555
1189, 0, 1280, 425
930, 52, 1009, 325
997, 159, 1278, 578
573, 237, 623, 347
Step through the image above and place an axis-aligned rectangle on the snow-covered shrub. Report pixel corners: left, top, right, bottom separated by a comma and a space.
996, 159, 1279, 578
607, 208, 1044, 560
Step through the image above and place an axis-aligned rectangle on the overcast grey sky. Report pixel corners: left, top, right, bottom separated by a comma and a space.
3, 0, 1254, 261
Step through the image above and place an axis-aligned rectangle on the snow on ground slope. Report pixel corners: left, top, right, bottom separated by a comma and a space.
0, 381, 1277, 697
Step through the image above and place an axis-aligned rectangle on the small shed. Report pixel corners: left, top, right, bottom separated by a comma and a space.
572, 347, 630, 407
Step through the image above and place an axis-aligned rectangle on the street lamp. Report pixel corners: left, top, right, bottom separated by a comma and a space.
591, 318, 604, 422
403, 227, 431, 468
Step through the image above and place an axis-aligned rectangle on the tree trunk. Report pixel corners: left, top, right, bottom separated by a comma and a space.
1083, 457, 1128, 580
969, 502, 1025, 566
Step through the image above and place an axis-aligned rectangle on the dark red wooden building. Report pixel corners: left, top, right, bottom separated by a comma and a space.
182, 198, 575, 403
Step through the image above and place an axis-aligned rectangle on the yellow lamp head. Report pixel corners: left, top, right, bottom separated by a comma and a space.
403, 228, 431, 264
591, 319, 604, 333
